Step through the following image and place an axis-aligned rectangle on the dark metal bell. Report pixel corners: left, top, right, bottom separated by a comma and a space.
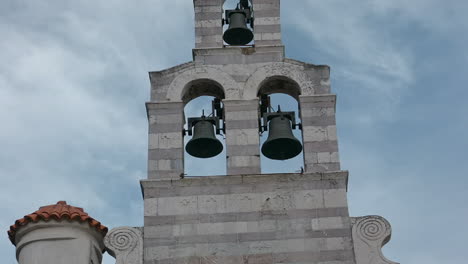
223, 11, 254, 45
186, 120, 223, 158
261, 116, 303, 160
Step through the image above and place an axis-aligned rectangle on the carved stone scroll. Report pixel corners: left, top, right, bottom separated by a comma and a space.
351, 215, 399, 264
104, 226, 143, 264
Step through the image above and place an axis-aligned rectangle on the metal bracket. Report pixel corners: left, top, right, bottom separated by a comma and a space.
183, 99, 225, 136
259, 95, 301, 132
224, 0, 254, 28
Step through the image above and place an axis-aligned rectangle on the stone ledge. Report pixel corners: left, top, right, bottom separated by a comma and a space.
141, 170, 348, 191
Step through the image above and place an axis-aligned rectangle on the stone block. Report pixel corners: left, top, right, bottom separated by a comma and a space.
226, 128, 260, 146
254, 17, 281, 26
148, 170, 182, 180
149, 113, 183, 125
198, 194, 227, 214
225, 110, 258, 120
254, 40, 282, 46
323, 189, 347, 208
305, 163, 328, 173
301, 116, 336, 127
226, 144, 259, 156
148, 132, 182, 150
223, 99, 259, 111
149, 123, 181, 133
317, 152, 340, 164
195, 11, 221, 21
304, 141, 339, 153
255, 9, 280, 17
303, 126, 328, 142
293, 190, 324, 209
196, 41, 222, 49
227, 166, 261, 175
193, 0, 223, 7
144, 225, 174, 238
327, 125, 338, 141
227, 156, 260, 168
311, 217, 344, 231
144, 198, 158, 216
194, 6, 221, 13
146, 102, 184, 115
157, 196, 198, 216
144, 246, 169, 261
255, 24, 281, 34
227, 119, 259, 129
304, 152, 318, 164
195, 19, 221, 28
257, 32, 282, 41
148, 148, 183, 160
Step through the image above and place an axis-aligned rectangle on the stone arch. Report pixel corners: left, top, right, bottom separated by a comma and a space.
181, 79, 225, 104
243, 63, 315, 100
167, 66, 241, 102
257, 76, 301, 100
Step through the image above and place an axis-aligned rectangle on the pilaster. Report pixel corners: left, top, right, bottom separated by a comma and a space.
193, 0, 224, 48
224, 99, 261, 175
146, 102, 185, 180
299, 94, 341, 172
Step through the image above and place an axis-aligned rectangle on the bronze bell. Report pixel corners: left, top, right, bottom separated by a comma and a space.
186, 120, 223, 158
261, 115, 303, 160
223, 10, 254, 45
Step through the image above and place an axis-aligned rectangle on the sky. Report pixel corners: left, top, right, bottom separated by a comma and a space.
1, 0, 467, 263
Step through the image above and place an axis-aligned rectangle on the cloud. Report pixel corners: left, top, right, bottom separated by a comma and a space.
2, 1, 468, 264
0, 0, 194, 262
284, 1, 415, 124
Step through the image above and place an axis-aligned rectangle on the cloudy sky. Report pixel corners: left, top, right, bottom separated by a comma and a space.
1, 0, 467, 263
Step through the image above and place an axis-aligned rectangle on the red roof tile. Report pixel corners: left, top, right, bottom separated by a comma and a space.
8, 201, 108, 245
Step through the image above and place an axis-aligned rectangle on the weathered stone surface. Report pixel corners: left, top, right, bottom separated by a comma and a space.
14, 221, 105, 264
141, 171, 353, 263
105, 226, 143, 264
351, 216, 399, 264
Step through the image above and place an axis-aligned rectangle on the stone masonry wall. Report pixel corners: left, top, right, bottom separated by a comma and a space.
142, 171, 354, 264
252, 0, 282, 46
194, 0, 224, 48
147, 49, 336, 179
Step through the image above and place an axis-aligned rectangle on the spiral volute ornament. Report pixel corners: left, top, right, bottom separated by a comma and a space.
104, 226, 143, 263
352, 215, 399, 264
355, 215, 390, 241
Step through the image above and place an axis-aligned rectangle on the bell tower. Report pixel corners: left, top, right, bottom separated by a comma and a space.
141, 1, 399, 264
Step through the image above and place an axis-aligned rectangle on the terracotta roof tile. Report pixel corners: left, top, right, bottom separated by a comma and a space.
8, 201, 108, 245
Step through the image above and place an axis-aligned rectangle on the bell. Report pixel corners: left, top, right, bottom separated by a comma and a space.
186, 120, 223, 158
261, 116, 303, 160
223, 10, 254, 45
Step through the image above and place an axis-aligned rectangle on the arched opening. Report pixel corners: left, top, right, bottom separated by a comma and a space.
257, 77, 305, 174
222, 0, 254, 46
183, 80, 226, 176
181, 79, 225, 104
258, 76, 301, 100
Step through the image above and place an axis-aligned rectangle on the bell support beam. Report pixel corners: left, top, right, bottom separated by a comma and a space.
299, 94, 341, 172
223, 99, 261, 175
146, 102, 185, 180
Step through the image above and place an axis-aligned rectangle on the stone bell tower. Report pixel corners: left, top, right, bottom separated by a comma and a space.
138, 1, 399, 264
